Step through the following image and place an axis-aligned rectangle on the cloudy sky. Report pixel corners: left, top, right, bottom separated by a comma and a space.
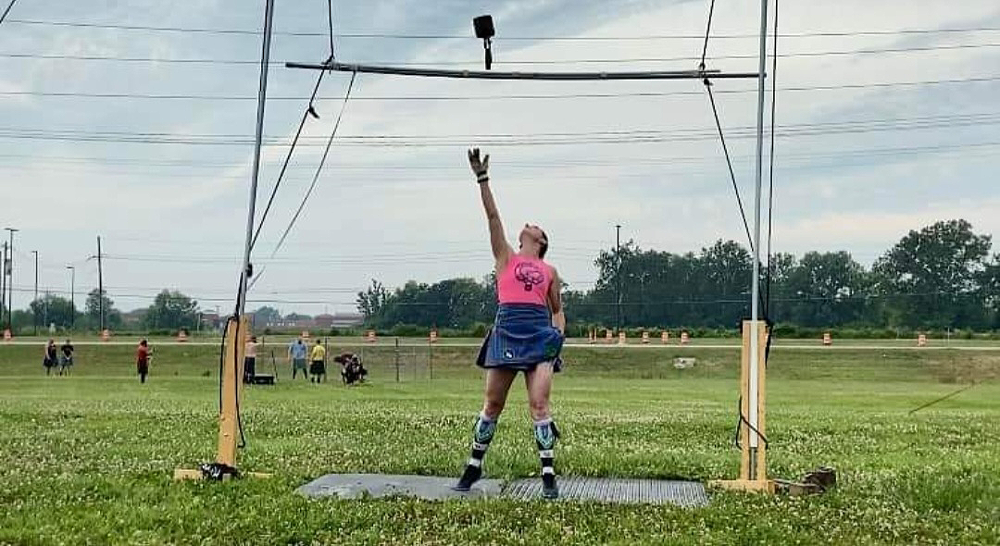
1, 0, 998, 315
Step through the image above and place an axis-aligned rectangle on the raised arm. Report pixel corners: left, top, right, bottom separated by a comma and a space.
468, 148, 513, 270
547, 267, 566, 335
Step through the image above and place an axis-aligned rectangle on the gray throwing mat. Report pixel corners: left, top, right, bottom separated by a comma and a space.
297, 473, 502, 500
299, 474, 708, 506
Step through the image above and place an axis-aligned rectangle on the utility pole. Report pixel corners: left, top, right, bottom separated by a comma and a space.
0, 242, 6, 329
32, 250, 38, 336
4, 228, 17, 331
97, 236, 104, 332
615, 224, 622, 332
66, 266, 75, 331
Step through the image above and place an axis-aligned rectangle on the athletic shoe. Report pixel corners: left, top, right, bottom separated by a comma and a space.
541, 474, 559, 499
452, 465, 482, 492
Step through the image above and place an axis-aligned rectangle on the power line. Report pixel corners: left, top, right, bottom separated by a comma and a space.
6, 18, 1000, 40
2, 42, 999, 66
0, 140, 997, 182
2, 75, 996, 102
3, 112, 999, 148
0, 0, 20, 26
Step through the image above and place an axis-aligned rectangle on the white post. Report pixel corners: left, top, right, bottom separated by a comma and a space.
749, 0, 770, 461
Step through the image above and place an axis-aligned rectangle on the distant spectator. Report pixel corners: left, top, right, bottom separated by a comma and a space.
59, 339, 75, 375
335, 352, 368, 385
43, 339, 57, 376
288, 337, 309, 380
309, 339, 327, 383
244, 335, 258, 384
136, 339, 151, 383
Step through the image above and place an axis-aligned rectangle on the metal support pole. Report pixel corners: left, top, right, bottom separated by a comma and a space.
286, 61, 759, 81
4, 228, 16, 330
748, 0, 770, 469
96, 236, 104, 332
66, 266, 75, 331
1, 242, 6, 329
615, 228, 620, 322
32, 250, 37, 336
236, 0, 276, 325
394, 337, 400, 383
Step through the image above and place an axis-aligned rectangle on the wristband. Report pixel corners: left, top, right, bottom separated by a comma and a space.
477, 173, 489, 183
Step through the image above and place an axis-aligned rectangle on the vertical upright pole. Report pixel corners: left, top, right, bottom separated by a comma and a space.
394, 337, 400, 383
615, 224, 622, 332
5, 228, 16, 330
1, 243, 6, 328
66, 266, 75, 331
32, 250, 38, 336
97, 237, 104, 332
748, 0, 770, 474
236, 0, 276, 323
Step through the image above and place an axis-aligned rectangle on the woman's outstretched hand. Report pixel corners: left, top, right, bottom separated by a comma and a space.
468, 148, 490, 180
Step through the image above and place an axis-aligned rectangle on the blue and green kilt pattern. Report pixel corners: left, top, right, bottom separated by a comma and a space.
476, 303, 564, 372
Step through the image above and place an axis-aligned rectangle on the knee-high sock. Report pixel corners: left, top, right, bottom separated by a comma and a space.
467, 413, 498, 469
534, 418, 559, 477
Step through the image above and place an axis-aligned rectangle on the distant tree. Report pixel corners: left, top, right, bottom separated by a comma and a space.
29, 295, 76, 330
85, 288, 122, 330
781, 251, 868, 327
978, 255, 1000, 329
873, 219, 992, 328
251, 306, 282, 326
143, 290, 199, 330
356, 279, 389, 323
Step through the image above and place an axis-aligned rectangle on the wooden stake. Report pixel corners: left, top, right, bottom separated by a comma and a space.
711, 320, 773, 493
217, 316, 249, 467
175, 316, 270, 481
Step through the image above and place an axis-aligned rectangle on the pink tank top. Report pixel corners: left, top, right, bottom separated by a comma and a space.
497, 255, 553, 306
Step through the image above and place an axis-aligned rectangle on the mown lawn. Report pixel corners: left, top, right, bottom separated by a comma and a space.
0, 343, 998, 544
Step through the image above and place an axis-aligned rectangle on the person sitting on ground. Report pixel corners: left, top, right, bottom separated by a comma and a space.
334, 352, 368, 385
43, 339, 57, 376
59, 339, 75, 375
309, 339, 327, 383
288, 337, 309, 380
136, 339, 151, 384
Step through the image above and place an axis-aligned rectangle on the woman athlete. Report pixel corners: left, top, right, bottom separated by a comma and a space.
453, 148, 566, 499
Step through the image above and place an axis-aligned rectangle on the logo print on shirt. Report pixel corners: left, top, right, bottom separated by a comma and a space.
514, 261, 545, 292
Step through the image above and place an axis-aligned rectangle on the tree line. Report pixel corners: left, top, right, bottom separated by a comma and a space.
3, 289, 199, 333
357, 220, 1000, 332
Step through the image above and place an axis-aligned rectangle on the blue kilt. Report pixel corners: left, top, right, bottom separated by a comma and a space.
477, 303, 564, 372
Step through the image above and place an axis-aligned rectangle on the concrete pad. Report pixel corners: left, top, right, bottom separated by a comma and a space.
504, 477, 709, 507
297, 474, 503, 501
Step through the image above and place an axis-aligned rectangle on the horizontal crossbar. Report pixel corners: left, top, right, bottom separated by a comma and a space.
285, 61, 761, 81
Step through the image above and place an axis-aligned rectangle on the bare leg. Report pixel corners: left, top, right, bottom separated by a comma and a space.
455, 368, 517, 490
482, 368, 517, 418
525, 362, 559, 498
524, 363, 554, 421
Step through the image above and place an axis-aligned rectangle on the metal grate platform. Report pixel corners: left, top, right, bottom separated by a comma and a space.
298, 474, 708, 507
504, 477, 708, 507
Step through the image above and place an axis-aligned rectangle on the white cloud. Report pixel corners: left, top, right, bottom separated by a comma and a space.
0, 0, 997, 313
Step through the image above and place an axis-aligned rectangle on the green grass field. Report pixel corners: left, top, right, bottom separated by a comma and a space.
1, 342, 998, 545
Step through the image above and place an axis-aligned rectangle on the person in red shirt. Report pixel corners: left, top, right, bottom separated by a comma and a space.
136, 339, 151, 383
